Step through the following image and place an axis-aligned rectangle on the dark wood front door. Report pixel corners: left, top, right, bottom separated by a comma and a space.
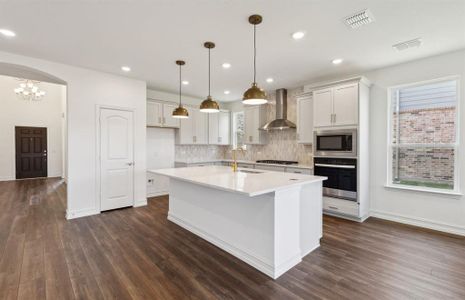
15, 126, 48, 179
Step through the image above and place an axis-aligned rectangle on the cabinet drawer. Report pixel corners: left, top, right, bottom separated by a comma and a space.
285, 167, 312, 175
323, 197, 358, 216
237, 163, 254, 169
255, 165, 285, 172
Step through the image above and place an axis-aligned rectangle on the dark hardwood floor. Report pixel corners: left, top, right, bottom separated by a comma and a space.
1, 178, 465, 299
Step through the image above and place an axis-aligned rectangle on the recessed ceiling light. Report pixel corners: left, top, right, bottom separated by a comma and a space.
224, 90, 230, 95
121, 66, 131, 72
182, 80, 189, 85
266, 78, 274, 83
222, 63, 231, 69
0, 29, 16, 37
292, 31, 305, 40
332, 58, 343, 65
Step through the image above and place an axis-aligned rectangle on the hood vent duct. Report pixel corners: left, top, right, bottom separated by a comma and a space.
260, 88, 296, 130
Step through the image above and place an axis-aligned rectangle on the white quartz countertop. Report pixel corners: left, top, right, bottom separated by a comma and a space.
175, 159, 314, 170
150, 166, 326, 197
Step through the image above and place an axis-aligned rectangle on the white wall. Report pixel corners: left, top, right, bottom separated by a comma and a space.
0, 51, 147, 219
366, 49, 465, 235
0, 75, 65, 180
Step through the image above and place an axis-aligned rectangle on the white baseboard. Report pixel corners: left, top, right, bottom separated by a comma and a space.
147, 191, 168, 198
66, 208, 100, 220
0, 176, 15, 182
134, 200, 147, 207
370, 210, 465, 236
168, 212, 303, 279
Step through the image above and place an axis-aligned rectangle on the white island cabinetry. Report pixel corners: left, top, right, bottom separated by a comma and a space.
151, 166, 326, 279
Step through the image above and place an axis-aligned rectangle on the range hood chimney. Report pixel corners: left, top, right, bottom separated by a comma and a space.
260, 88, 296, 130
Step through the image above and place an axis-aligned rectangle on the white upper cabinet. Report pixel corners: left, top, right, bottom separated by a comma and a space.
244, 105, 267, 145
147, 100, 180, 128
177, 110, 194, 144
313, 83, 359, 128
296, 95, 313, 144
209, 111, 230, 145
147, 101, 163, 127
193, 108, 208, 144
177, 107, 209, 145
332, 83, 358, 126
162, 103, 181, 128
313, 88, 333, 127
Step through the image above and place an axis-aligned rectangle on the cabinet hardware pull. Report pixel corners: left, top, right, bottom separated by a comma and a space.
328, 206, 339, 210
334, 114, 336, 123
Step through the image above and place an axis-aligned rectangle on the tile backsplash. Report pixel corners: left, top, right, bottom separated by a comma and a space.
175, 145, 228, 162
175, 86, 313, 165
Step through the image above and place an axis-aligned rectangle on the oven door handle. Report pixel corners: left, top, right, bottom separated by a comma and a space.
314, 163, 356, 169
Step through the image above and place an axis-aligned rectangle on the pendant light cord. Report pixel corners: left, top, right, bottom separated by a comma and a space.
179, 64, 182, 106
208, 47, 211, 97
253, 24, 257, 84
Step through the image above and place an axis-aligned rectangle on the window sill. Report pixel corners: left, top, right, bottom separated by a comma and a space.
384, 184, 462, 197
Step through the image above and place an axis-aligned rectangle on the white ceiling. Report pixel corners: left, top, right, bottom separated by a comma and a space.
0, 0, 464, 102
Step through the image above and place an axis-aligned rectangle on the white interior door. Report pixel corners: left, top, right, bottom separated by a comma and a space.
100, 108, 134, 211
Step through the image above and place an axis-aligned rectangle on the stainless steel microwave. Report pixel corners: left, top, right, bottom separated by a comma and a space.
314, 129, 357, 157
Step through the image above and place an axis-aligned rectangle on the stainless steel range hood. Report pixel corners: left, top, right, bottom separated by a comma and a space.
260, 88, 296, 130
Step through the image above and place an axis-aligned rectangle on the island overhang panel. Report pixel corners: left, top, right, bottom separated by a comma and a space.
151, 166, 326, 279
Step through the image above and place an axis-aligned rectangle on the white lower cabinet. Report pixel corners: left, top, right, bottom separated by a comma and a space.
323, 197, 358, 217
285, 167, 312, 175
255, 165, 285, 172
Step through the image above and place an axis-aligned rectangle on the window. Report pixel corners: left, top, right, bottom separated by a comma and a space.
232, 111, 245, 149
387, 77, 460, 193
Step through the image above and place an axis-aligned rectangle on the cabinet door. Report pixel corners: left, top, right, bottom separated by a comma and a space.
297, 96, 313, 144
244, 106, 260, 144
194, 109, 208, 144
208, 113, 219, 144
218, 111, 230, 145
147, 101, 162, 127
178, 111, 194, 144
313, 88, 333, 127
333, 83, 359, 126
162, 103, 180, 128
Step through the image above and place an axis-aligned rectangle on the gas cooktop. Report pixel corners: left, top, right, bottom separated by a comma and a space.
255, 160, 298, 165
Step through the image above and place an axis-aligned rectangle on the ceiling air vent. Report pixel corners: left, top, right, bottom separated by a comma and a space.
344, 9, 375, 29
393, 38, 423, 51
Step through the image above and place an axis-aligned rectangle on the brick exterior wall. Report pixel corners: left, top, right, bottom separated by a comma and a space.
392, 107, 456, 186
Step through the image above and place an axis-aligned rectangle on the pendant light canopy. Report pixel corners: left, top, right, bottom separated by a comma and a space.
200, 42, 220, 113
172, 60, 189, 119
243, 14, 267, 105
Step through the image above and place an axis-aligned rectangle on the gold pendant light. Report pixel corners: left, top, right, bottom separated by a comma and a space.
200, 41, 220, 113
243, 14, 267, 105
172, 60, 189, 119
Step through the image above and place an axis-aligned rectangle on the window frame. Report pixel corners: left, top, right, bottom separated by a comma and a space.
232, 111, 245, 149
385, 75, 461, 195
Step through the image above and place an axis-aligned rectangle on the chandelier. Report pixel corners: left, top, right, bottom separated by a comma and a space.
14, 79, 46, 101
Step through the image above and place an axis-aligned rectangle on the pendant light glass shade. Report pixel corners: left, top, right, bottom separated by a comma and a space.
242, 14, 267, 105
200, 42, 220, 113
172, 60, 189, 119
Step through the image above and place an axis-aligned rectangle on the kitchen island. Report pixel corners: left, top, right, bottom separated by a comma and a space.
150, 166, 326, 279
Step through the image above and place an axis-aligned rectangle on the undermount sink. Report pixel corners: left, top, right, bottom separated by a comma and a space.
238, 170, 263, 174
